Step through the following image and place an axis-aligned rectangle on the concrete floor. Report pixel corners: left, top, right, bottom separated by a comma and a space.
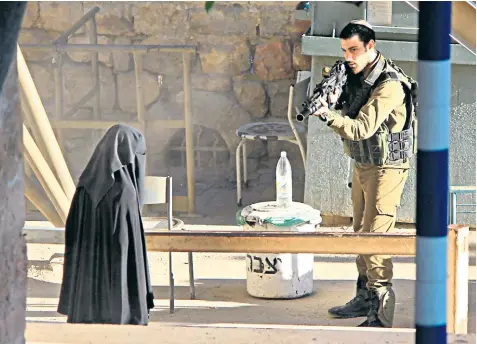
25, 227, 476, 343
24, 183, 476, 343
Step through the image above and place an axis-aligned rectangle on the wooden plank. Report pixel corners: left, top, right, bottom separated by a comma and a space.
145, 231, 416, 255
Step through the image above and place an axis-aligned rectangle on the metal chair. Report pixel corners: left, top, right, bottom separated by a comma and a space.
142, 176, 195, 313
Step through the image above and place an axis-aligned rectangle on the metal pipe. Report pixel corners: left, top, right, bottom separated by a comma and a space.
63, 87, 98, 119
49, 119, 185, 130
88, 19, 100, 121
167, 176, 175, 313
415, 2, 451, 342
133, 53, 145, 125
53, 54, 64, 121
87, 17, 102, 146
20, 44, 197, 54
53, 6, 101, 44
17, 45, 76, 201
24, 172, 64, 227
286, 85, 306, 168
182, 52, 195, 214
23, 125, 69, 224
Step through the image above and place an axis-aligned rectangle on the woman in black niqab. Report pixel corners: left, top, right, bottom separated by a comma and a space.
57, 124, 154, 325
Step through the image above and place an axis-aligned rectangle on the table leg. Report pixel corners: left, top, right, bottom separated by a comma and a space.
236, 139, 245, 206
243, 140, 248, 189
450, 192, 457, 224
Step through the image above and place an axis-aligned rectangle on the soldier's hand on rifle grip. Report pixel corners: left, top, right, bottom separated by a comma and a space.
312, 87, 340, 121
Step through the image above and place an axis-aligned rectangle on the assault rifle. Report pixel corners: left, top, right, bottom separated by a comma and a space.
296, 60, 348, 122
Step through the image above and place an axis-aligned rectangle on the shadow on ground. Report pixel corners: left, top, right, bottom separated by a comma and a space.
26, 277, 476, 333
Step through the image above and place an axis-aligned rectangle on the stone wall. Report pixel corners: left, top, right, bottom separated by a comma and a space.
19, 2, 311, 198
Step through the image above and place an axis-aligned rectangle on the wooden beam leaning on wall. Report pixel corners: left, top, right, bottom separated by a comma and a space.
144, 225, 470, 334
17, 45, 76, 201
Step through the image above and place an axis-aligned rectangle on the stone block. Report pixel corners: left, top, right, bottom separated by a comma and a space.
293, 41, 311, 71
18, 29, 54, 62
131, 2, 190, 38
141, 36, 189, 76
189, 4, 258, 36
84, 2, 133, 36
62, 62, 116, 114
112, 37, 132, 73
67, 35, 112, 67
254, 41, 294, 81
26, 62, 55, 102
267, 79, 294, 118
200, 42, 250, 75
174, 90, 252, 154
22, 2, 40, 28
117, 70, 161, 113
38, 2, 85, 33
192, 74, 232, 92
233, 76, 268, 118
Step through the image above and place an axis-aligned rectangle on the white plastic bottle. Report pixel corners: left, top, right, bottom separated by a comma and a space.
276, 151, 293, 208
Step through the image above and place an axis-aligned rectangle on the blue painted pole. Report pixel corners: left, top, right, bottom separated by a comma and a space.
416, 1, 452, 343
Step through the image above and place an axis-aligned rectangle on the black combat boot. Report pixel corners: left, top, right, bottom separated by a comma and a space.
328, 275, 371, 318
358, 287, 395, 328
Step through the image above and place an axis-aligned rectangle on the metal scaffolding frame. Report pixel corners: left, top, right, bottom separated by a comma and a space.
19, 6, 198, 224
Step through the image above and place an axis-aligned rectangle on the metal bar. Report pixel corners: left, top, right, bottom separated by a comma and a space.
20, 44, 197, 54
145, 230, 417, 256
182, 52, 195, 214
87, 17, 101, 145
17, 45, 76, 201
23, 125, 69, 224
53, 54, 64, 122
235, 139, 245, 206
53, 6, 101, 44
188, 252, 195, 299
287, 85, 306, 168
169, 146, 229, 153
49, 119, 185, 130
166, 176, 175, 313
63, 87, 97, 119
451, 192, 457, 224
133, 53, 145, 125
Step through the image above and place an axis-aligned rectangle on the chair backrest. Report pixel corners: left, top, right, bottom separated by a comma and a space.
142, 176, 170, 205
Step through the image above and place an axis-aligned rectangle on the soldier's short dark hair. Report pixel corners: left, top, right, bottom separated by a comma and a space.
339, 21, 376, 46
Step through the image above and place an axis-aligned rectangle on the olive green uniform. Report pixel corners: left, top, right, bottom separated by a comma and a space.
323, 53, 415, 327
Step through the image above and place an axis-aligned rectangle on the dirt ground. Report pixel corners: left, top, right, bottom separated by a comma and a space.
25, 180, 476, 343
26, 230, 476, 333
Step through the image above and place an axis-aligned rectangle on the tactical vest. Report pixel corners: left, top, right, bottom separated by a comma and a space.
341, 57, 418, 166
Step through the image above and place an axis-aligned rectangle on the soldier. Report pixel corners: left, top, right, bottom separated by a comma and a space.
313, 20, 417, 327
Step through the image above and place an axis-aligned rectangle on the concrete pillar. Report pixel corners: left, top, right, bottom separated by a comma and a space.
415, 1, 451, 343
0, 3, 28, 344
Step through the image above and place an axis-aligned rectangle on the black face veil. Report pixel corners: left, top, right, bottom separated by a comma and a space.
77, 123, 147, 208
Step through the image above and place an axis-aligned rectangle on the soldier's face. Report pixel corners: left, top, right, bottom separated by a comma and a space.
340, 35, 375, 74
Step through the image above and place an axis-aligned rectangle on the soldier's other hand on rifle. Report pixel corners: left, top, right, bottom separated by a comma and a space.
312, 87, 340, 121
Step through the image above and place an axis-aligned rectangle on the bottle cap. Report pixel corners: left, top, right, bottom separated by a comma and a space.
281, 151, 286, 158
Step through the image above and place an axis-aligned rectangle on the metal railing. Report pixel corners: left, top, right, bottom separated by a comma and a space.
20, 6, 198, 214
449, 185, 476, 225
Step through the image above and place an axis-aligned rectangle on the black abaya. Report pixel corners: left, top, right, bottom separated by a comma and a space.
57, 124, 154, 325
